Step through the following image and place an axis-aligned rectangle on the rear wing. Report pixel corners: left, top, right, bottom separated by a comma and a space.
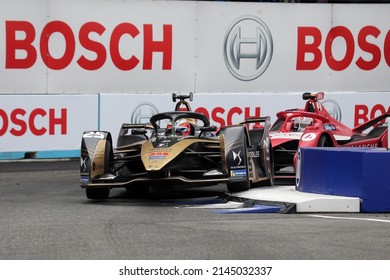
119, 123, 154, 137
120, 123, 153, 130
173, 92, 193, 111
239, 116, 271, 128
302, 91, 324, 101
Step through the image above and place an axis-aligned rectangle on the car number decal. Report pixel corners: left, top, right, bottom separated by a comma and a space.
301, 132, 316, 141
83, 131, 105, 139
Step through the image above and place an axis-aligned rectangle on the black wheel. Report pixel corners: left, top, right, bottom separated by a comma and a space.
262, 140, 274, 186
227, 179, 250, 192
317, 134, 332, 147
266, 147, 275, 186
86, 188, 110, 200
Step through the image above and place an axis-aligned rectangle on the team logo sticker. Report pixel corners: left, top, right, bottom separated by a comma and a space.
231, 169, 247, 177
149, 152, 168, 160
232, 150, 242, 165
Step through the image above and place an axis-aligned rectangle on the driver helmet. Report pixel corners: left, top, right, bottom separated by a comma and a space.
292, 117, 313, 132
165, 121, 173, 135
174, 119, 192, 136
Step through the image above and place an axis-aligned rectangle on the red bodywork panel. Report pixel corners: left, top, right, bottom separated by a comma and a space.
269, 92, 389, 175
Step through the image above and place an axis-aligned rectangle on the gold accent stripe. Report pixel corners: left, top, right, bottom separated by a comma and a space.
141, 138, 219, 171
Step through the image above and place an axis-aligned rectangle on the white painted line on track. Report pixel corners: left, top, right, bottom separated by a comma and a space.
308, 214, 390, 224
185, 201, 244, 209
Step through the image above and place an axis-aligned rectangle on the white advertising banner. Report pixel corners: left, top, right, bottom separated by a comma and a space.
0, 94, 98, 154
0, 0, 197, 94
100, 92, 390, 147
196, 2, 390, 92
1, 1, 390, 94
0, 0, 48, 93
195, 2, 333, 92
1, 0, 390, 157
1, 91, 389, 156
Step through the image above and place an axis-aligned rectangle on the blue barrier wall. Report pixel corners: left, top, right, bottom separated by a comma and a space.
297, 147, 390, 213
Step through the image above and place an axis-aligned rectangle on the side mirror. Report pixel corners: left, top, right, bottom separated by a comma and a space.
132, 129, 147, 135
200, 126, 217, 132
199, 126, 217, 136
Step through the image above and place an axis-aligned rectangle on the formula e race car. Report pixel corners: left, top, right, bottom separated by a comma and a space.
270, 92, 390, 177
80, 93, 274, 199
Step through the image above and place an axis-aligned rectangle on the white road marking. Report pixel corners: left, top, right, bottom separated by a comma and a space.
308, 214, 390, 224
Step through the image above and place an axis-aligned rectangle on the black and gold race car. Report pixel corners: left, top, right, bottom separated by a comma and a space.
80, 93, 274, 199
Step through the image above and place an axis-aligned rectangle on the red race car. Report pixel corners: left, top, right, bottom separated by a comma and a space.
269, 92, 390, 177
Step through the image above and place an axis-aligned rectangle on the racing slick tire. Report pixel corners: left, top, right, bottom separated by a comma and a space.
80, 131, 114, 184
265, 148, 275, 186
86, 188, 110, 200
259, 140, 274, 187
227, 178, 250, 192
317, 134, 332, 147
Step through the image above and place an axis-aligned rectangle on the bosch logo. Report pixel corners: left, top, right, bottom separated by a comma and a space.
223, 15, 273, 81
0, 108, 67, 136
296, 26, 390, 71
322, 99, 342, 121
131, 102, 159, 124
5, 20, 173, 71
355, 104, 390, 126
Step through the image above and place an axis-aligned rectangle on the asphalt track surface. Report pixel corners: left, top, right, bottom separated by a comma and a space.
1, 160, 390, 260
